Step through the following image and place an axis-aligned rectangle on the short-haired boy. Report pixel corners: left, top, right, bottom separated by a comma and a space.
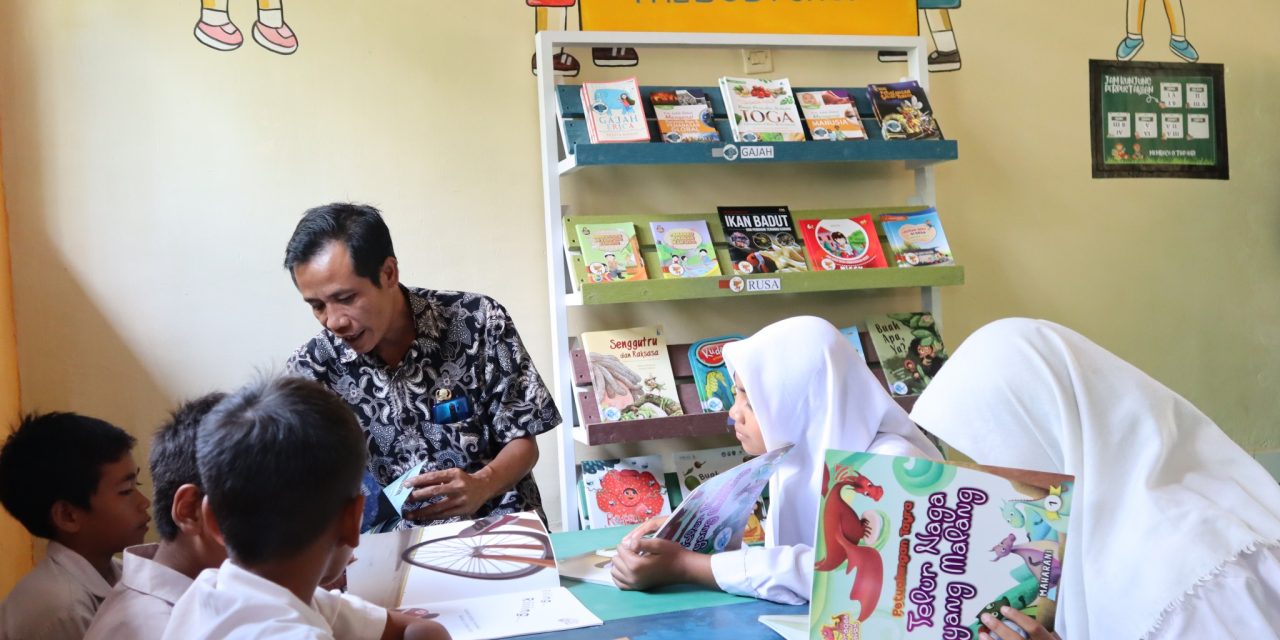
162, 377, 449, 640
0, 412, 151, 639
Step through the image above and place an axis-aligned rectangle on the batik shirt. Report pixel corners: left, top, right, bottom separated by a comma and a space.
287, 286, 561, 531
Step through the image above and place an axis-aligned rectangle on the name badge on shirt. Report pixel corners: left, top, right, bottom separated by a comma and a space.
431, 393, 473, 424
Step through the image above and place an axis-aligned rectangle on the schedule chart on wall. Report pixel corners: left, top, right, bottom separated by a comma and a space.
1089, 59, 1228, 180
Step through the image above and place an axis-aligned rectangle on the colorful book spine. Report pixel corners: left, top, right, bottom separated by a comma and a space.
650, 220, 722, 279
798, 214, 888, 270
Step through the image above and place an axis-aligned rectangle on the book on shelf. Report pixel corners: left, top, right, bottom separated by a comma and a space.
797, 90, 868, 141
794, 450, 1073, 640
838, 326, 867, 362
580, 78, 651, 144
717, 206, 810, 274
650, 220, 722, 278
345, 512, 602, 640
673, 444, 768, 545
574, 222, 649, 283
561, 444, 793, 587
579, 325, 684, 422
688, 334, 742, 413
880, 208, 955, 268
719, 76, 806, 142
578, 454, 671, 529
798, 214, 889, 270
866, 313, 947, 397
650, 88, 721, 143
867, 80, 944, 141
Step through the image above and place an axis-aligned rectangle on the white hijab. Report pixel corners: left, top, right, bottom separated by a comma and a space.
910, 318, 1280, 639
722, 316, 942, 549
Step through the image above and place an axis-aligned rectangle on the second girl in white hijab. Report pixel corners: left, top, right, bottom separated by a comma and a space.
610, 316, 942, 603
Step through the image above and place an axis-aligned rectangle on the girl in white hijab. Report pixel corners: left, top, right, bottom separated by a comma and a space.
611, 316, 942, 603
911, 318, 1280, 640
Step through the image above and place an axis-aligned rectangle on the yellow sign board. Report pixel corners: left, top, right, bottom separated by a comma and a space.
580, 0, 919, 37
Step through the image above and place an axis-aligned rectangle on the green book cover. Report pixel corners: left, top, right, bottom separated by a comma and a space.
866, 313, 947, 397
649, 220, 722, 279
575, 222, 648, 283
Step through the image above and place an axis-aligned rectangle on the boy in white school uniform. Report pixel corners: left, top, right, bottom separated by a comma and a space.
161, 377, 450, 640
0, 412, 152, 640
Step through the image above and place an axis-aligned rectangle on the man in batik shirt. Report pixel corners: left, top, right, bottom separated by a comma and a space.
284, 203, 560, 530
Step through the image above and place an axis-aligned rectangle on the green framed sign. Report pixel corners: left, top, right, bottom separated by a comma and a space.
1090, 59, 1228, 180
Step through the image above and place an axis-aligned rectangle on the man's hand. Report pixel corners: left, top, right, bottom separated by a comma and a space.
980, 608, 1062, 640
403, 468, 494, 521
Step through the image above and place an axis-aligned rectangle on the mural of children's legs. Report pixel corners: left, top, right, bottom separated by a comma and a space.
876, 1, 962, 73
1117, 0, 1198, 62
252, 0, 298, 55
529, 1, 581, 78
194, 0, 244, 51
194, 0, 296, 54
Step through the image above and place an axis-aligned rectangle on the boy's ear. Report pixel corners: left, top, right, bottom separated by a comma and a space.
171, 484, 204, 533
339, 495, 365, 548
49, 500, 85, 535
199, 495, 226, 548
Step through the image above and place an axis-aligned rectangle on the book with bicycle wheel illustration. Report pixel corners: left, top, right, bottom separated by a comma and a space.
346, 512, 602, 640
559, 444, 793, 587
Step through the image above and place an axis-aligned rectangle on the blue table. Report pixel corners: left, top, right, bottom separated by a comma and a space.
533, 527, 807, 640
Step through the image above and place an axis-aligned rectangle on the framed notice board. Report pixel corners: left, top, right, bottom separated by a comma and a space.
579, 0, 918, 37
1089, 59, 1228, 180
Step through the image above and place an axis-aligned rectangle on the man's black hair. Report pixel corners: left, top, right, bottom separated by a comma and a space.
283, 203, 396, 287
197, 377, 366, 565
149, 392, 227, 542
0, 413, 136, 539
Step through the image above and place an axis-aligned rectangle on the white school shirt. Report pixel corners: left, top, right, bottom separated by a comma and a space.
160, 559, 388, 640
84, 543, 188, 640
0, 541, 120, 640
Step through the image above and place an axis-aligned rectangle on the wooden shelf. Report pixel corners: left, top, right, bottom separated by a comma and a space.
556, 85, 958, 174
569, 338, 916, 446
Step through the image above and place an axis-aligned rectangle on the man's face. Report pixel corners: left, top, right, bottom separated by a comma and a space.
79, 455, 151, 555
293, 241, 398, 355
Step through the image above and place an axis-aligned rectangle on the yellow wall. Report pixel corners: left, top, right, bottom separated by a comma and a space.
0, 0, 1274, 546
0, 130, 31, 597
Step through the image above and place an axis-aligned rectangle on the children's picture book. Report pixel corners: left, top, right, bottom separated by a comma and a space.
866, 313, 947, 397
719, 76, 806, 142
839, 326, 867, 363
807, 450, 1073, 639
345, 512, 603, 640
560, 444, 794, 587
867, 81, 943, 141
575, 222, 649, 283
674, 444, 767, 545
650, 220, 722, 278
718, 206, 809, 274
796, 90, 868, 141
650, 88, 721, 143
579, 454, 671, 529
798, 215, 889, 270
881, 208, 955, 268
687, 334, 742, 413
579, 325, 683, 422
580, 77, 651, 144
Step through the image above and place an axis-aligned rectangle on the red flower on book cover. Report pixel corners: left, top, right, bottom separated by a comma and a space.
595, 469, 665, 526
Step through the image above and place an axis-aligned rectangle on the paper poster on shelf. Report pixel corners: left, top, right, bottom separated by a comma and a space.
1089, 60, 1228, 179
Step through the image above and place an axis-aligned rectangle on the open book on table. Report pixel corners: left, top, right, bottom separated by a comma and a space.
560, 443, 794, 587
760, 450, 1073, 639
346, 511, 601, 640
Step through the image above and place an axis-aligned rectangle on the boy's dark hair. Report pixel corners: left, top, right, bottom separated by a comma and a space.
283, 203, 396, 288
0, 413, 136, 539
149, 392, 227, 542
197, 377, 366, 565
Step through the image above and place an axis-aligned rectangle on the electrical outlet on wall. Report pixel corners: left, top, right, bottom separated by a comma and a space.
741, 48, 773, 75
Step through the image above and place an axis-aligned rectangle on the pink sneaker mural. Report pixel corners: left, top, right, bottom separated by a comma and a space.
194, 0, 298, 56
